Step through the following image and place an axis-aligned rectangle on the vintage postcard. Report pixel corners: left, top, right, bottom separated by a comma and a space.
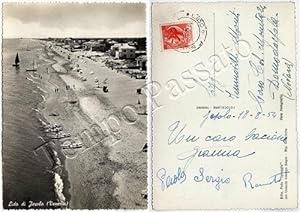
2, 2, 147, 209
152, 2, 297, 210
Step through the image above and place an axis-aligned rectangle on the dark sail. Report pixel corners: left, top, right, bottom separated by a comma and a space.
15, 53, 20, 64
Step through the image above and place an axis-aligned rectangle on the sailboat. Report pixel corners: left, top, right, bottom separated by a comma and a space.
26, 59, 37, 72
12, 53, 20, 67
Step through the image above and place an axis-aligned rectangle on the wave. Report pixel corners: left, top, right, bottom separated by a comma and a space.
26, 77, 40, 85
47, 78, 59, 89
47, 149, 66, 205
32, 107, 39, 112
29, 73, 39, 80
52, 150, 62, 166
38, 136, 47, 143
39, 55, 52, 63
32, 107, 42, 115
40, 138, 67, 205
45, 170, 67, 205
37, 117, 49, 126
54, 172, 66, 204
37, 86, 48, 94
40, 94, 46, 102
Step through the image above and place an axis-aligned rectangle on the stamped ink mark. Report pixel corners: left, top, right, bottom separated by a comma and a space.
161, 22, 193, 50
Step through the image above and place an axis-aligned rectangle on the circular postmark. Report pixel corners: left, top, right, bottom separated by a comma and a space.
173, 10, 207, 53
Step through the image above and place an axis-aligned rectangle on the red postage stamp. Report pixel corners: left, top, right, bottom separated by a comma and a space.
161, 22, 193, 50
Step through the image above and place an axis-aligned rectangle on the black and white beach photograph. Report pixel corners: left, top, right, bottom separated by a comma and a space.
2, 2, 147, 209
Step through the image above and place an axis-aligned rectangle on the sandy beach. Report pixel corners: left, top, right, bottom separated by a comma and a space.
35, 41, 147, 209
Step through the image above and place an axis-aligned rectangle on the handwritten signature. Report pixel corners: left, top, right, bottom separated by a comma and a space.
156, 167, 187, 191
194, 167, 230, 190
177, 146, 255, 170
243, 170, 289, 189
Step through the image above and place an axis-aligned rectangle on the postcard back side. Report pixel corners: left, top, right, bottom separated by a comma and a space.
152, 2, 297, 210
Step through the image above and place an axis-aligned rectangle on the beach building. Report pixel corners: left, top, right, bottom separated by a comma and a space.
83, 40, 106, 52
55, 43, 64, 47
136, 50, 147, 57
107, 40, 118, 51
136, 55, 147, 70
64, 38, 73, 45
63, 45, 70, 50
93, 43, 106, 52
54, 38, 64, 43
82, 41, 92, 50
110, 43, 122, 56
70, 44, 82, 52
115, 44, 136, 59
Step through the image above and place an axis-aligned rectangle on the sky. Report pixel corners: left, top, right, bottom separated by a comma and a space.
3, 3, 146, 38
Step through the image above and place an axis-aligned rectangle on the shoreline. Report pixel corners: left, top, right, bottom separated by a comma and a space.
36, 41, 147, 209
35, 45, 72, 207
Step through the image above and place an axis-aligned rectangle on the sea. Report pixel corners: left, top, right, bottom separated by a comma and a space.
2, 39, 67, 209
